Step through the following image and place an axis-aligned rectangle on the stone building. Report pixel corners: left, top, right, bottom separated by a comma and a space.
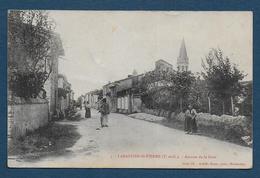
85, 89, 103, 109
155, 59, 173, 72
57, 74, 72, 117
43, 33, 64, 119
103, 72, 143, 114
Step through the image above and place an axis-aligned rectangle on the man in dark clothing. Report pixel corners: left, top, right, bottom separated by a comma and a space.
99, 98, 110, 127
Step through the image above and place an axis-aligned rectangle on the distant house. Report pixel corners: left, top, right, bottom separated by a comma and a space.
103, 72, 143, 114
85, 89, 103, 109
155, 59, 173, 72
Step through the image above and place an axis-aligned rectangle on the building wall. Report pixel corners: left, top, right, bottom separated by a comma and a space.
57, 75, 72, 116
117, 95, 130, 113
177, 64, 188, 72
103, 74, 144, 114
85, 93, 99, 109
155, 59, 173, 71
44, 57, 59, 119
116, 94, 142, 113
85, 89, 102, 109
132, 95, 142, 113
58, 77, 63, 88
8, 98, 49, 140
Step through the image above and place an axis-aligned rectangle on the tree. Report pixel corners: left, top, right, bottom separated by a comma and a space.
237, 81, 252, 117
139, 70, 172, 109
169, 71, 195, 112
8, 10, 63, 98
202, 48, 245, 115
140, 69, 195, 112
188, 74, 208, 112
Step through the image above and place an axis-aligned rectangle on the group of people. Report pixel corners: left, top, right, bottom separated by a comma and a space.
184, 104, 198, 134
84, 98, 110, 129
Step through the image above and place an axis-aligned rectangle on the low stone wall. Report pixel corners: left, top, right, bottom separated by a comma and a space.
139, 107, 252, 146
129, 113, 165, 122
8, 97, 49, 139
141, 108, 171, 118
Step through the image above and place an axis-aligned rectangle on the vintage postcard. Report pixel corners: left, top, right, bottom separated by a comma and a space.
7, 10, 252, 168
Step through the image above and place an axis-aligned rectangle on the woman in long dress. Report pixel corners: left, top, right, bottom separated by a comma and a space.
190, 107, 198, 133
184, 105, 193, 134
184, 104, 198, 134
85, 101, 91, 118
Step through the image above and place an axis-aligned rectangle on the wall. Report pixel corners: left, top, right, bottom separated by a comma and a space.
44, 61, 58, 119
85, 93, 99, 109
58, 96, 69, 115
132, 96, 142, 113
117, 95, 129, 113
139, 106, 252, 146
8, 98, 49, 139
58, 77, 64, 88
42, 53, 59, 120
155, 60, 173, 71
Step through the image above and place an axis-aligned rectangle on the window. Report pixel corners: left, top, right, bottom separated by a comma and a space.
122, 97, 125, 109
125, 96, 128, 110
117, 98, 120, 109
120, 98, 122, 109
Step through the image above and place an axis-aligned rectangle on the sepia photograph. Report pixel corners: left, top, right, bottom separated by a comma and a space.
7, 10, 252, 168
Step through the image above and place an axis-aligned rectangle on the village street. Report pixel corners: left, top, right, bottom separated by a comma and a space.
8, 109, 252, 168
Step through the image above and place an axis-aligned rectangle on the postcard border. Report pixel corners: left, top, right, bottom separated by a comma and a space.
0, 0, 260, 178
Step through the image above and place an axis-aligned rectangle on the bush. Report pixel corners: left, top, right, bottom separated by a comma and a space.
9, 71, 48, 98
172, 112, 251, 145
172, 112, 250, 133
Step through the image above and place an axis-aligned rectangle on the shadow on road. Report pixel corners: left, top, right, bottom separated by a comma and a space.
8, 122, 81, 162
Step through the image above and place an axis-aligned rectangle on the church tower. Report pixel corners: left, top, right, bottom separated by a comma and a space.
177, 39, 189, 72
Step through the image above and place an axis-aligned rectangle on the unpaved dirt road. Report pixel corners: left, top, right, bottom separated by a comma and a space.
8, 109, 252, 168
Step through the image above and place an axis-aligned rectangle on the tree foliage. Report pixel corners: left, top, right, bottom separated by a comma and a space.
140, 69, 195, 111
237, 82, 252, 117
8, 10, 63, 98
188, 74, 208, 112
170, 71, 195, 100
202, 48, 245, 114
139, 70, 172, 109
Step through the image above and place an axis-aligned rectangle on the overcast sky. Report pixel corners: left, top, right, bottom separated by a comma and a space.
49, 11, 252, 99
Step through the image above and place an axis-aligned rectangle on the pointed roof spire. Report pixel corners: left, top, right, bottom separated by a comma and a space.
178, 38, 188, 63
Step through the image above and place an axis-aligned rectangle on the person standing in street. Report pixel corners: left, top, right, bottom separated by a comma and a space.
184, 104, 198, 134
85, 101, 91, 118
99, 98, 110, 128
184, 104, 193, 134
190, 106, 198, 133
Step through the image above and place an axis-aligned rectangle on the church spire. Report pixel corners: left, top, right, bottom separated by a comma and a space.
132, 69, 138, 76
177, 38, 189, 72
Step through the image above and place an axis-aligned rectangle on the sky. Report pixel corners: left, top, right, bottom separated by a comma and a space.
49, 11, 252, 99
